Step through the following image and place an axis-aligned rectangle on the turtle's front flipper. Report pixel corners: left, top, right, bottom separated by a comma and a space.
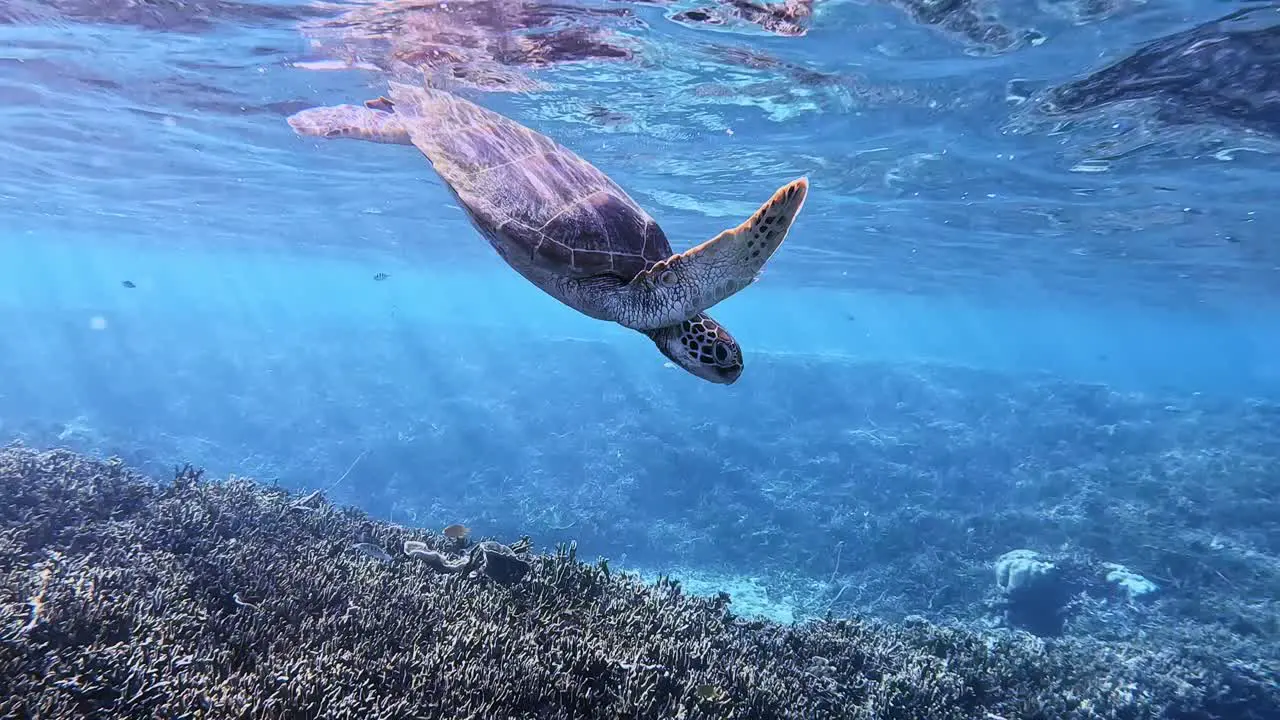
642, 176, 807, 318
287, 103, 413, 145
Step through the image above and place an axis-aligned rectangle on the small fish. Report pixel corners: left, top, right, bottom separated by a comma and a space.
442, 523, 470, 540
121, 280, 136, 288
403, 540, 430, 556
373, 272, 390, 281
352, 542, 393, 563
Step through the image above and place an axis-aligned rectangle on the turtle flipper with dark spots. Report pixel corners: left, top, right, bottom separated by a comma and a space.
287, 82, 809, 385
634, 177, 807, 316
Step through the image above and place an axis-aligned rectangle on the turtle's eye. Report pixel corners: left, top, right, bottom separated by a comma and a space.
659, 270, 677, 287
713, 342, 732, 366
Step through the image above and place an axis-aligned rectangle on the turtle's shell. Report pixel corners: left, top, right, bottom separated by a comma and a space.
386, 82, 672, 280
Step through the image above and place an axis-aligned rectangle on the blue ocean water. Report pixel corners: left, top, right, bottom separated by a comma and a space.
0, 0, 1277, 684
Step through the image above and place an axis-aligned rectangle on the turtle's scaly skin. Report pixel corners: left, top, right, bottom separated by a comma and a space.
287, 83, 808, 383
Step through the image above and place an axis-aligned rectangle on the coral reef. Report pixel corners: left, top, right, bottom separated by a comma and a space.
3, 444, 1276, 718
7, 344, 1278, 711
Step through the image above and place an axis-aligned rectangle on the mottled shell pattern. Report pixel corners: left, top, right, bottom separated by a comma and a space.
386, 82, 674, 281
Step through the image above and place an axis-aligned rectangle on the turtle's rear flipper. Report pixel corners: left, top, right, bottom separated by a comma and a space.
287, 104, 413, 145
649, 176, 808, 313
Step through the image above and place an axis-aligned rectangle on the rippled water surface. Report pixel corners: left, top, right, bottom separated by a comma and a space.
3, 0, 1279, 309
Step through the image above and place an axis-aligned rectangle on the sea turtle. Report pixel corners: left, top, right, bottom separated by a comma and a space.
287, 82, 808, 384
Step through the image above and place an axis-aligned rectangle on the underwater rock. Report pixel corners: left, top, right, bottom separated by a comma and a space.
1, 444, 1276, 719
1039, 7, 1280, 136
405, 537, 531, 585
992, 548, 1075, 636
1102, 562, 1159, 602
472, 540, 532, 585
995, 548, 1057, 593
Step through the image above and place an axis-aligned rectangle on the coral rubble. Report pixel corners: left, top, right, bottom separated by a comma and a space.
1, 444, 1275, 719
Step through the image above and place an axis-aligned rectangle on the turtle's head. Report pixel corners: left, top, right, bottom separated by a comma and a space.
645, 313, 743, 384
